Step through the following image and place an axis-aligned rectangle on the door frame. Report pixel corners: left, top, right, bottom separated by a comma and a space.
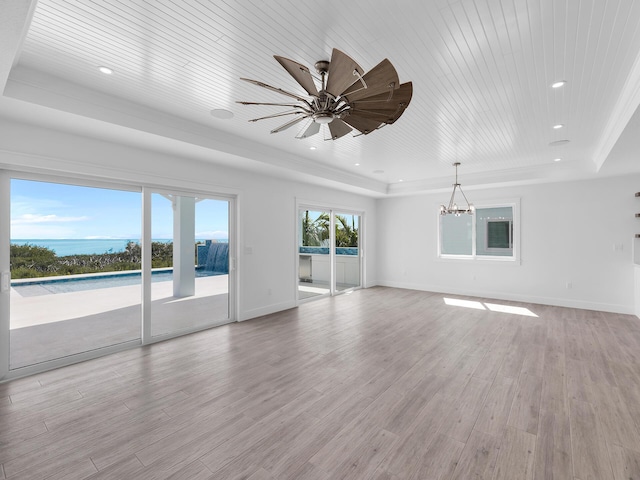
142, 187, 236, 344
0, 170, 238, 382
295, 199, 365, 304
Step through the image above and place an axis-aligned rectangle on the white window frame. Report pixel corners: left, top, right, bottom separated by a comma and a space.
437, 199, 520, 263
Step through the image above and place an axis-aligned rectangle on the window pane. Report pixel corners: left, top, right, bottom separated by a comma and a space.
440, 214, 472, 255
476, 206, 514, 257
334, 213, 360, 292
150, 194, 229, 337
10, 179, 141, 369
298, 210, 330, 300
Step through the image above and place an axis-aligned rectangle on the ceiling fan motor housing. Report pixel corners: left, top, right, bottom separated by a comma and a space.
314, 60, 330, 75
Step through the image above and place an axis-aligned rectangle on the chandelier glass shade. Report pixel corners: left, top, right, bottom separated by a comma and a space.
440, 162, 475, 216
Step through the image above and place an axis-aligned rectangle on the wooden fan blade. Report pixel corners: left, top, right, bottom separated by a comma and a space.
271, 115, 310, 133
341, 59, 399, 102
350, 109, 393, 120
351, 105, 399, 116
297, 120, 320, 139
383, 102, 410, 124
343, 114, 383, 135
353, 82, 413, 124
350, 106, 409, 125
350, 81, 413, 107
328, 118, 353, 140
274, 56, 319, 96
249, 110, 303, 122
240, 77, 311, 104
325, 49, 364, 97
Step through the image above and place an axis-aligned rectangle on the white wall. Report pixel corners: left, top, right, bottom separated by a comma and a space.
6, 117, 637, 317
377, 175, 640, 314
0, 119, 377, 321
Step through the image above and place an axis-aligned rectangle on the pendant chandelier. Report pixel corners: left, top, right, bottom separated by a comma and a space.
440, 162, 475, 216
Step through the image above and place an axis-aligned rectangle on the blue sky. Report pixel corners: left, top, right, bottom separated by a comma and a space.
11, 179, 229, 239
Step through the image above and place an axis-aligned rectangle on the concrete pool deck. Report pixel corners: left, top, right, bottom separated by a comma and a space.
10, 274, 229, 328
9, 275, 230, 369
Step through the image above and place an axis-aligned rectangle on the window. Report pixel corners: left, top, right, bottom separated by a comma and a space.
438, 202, 518, 261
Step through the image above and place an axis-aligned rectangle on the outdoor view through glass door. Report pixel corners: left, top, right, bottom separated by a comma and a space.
298, 207, 361, 300
7, 178, 232, 372
298, 209, 331, 299
150, 193, 229, 337
9, 179, 142, 369
334, 212, 360, 293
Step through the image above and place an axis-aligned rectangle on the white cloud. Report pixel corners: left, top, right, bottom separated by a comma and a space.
11, 214, 90, 225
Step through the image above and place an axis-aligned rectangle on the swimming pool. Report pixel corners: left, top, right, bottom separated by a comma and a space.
11, 269, 219, 296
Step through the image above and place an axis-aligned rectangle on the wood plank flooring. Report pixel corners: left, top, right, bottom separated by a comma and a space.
1, 286, 640, 479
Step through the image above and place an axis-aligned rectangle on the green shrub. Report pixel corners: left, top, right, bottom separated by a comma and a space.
9, 241, 175, 279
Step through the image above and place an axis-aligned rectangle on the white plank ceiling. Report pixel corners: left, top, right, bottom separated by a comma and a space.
4, 0, 640, 195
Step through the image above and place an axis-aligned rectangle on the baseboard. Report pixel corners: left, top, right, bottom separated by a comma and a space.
376, 280, 635, 315
239, 300, 297, 322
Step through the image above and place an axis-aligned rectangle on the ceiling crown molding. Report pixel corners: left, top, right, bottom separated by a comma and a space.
593, 47, 640, 171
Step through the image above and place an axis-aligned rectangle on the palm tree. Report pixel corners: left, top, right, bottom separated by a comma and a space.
335, 214, 358, 247
302, 211, 331, 246
301, 211, 358, 248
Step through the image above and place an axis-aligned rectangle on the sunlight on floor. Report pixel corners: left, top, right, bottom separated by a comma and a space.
443, 297, 538, 317
443, 298, 486, 310
484, 303, 538, 317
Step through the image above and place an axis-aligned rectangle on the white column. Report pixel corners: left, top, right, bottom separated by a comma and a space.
173, 196, 196, 297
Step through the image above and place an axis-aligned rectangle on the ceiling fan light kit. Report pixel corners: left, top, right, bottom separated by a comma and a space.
238, 48, 412, 140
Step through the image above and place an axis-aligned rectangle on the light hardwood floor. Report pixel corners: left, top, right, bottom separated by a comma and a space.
1, 286, 640, 479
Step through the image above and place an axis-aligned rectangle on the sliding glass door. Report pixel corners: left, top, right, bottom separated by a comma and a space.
1, 173, 235, 379
9, 179, 142, 369
298, 209, 331, 300
297, 206, 362, 301
150, 192, 230, 337
334, 212, 361, 293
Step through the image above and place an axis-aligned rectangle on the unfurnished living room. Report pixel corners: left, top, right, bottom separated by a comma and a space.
2, 1, 640, 479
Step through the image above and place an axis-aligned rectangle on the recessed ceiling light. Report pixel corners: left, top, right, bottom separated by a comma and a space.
354, 163, 360, 166
554, 158, 562, 162
398, 179, 404, 182
309, 146, 317, 150
98, 66, 113, 75
210, 109, 234, 119
553, 124, 564, 129
551, 80, 566, 88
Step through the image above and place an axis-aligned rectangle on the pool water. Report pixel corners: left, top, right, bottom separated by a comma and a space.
12, 270, 218, 297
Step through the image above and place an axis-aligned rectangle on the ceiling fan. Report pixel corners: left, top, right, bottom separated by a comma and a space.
237, 48, 412, 140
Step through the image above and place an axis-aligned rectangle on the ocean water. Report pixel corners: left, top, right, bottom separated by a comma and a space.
11, 239, 228, 257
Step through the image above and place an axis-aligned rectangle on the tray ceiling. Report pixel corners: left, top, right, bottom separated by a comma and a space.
3, 0, 640, 196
